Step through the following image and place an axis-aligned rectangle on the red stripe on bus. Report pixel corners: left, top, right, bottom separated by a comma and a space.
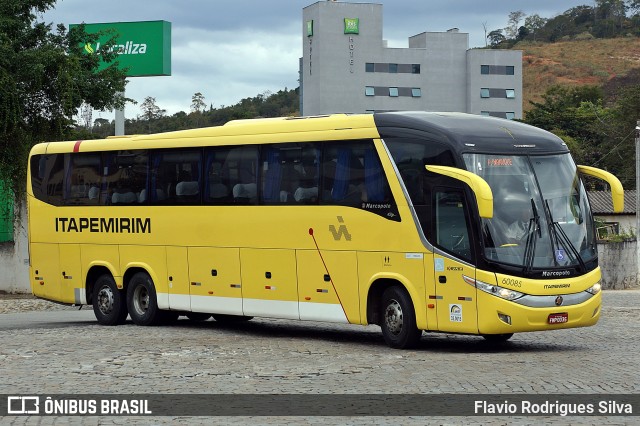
73, 140, 83, 152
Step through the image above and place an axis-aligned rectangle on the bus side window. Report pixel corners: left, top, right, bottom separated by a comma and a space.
106, 150, 148, 205
30, 154, 64, 206
225, 146, 258, 205
321, 143, 366, 206
260, 143, 320, 205
64, 153, 101, 206
150, 150, 201, 205
204, 149, 231, 204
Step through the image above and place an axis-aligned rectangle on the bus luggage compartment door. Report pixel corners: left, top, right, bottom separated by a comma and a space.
187, 247, 243, 315
30, 243, 61, 301
240, 248, 299, 319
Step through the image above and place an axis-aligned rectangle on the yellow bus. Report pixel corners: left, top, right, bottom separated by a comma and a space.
27, 112, 623, 348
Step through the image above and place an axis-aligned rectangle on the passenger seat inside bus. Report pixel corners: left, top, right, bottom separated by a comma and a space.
207, 162, 229, 202
176, 180, 200, 202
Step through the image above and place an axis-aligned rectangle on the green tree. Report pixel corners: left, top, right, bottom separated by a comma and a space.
524, 14, 548, 41
190, 92, 206, 114
139, 96, 166, 133
487, 29, 506, 47
0, 0, 128, 198
505, 10, 526, 39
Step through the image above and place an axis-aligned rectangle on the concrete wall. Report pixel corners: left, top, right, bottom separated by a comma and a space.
0, 200, 30, 293
597, 239, 639, 290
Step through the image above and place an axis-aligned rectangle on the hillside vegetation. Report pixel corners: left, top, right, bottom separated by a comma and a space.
519, 37, 640, 110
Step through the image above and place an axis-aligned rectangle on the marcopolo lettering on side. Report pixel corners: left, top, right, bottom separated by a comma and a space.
55, 217, 151, 234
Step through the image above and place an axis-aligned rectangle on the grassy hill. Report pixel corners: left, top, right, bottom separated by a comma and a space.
518, 37, 640, 112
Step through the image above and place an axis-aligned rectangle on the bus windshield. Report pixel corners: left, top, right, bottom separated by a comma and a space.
463, 153, 597, 271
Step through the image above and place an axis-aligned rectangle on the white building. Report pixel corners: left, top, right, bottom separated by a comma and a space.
300, 1, 523, 118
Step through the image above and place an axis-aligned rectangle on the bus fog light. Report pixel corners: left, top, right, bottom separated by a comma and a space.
586, 282, 601, 295
498, 313, 511, 325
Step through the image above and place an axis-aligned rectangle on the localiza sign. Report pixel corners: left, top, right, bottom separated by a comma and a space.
70, 20, 171, 77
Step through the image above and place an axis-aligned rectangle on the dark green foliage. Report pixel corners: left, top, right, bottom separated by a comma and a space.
0, 0, 128, 199
488, 1, 640, 47
523, 83, 640, 190
121, 88, 299, 135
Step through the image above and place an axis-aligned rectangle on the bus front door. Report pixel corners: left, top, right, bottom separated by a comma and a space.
431, 188, 479, 334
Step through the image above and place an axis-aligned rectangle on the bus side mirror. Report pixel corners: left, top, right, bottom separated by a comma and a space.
426, 165, 494, 219
577, 165, 624, 213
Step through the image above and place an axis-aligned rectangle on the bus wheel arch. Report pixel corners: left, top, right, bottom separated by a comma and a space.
367, 279, 422, 349
89, 267, 128, 326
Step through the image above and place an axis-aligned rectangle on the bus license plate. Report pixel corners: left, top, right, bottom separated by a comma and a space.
548, 313, 568, 324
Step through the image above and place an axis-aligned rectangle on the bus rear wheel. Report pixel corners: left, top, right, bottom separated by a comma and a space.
92, 274, 128, 326
380, 286, 422, 349
126, 272, 161, 326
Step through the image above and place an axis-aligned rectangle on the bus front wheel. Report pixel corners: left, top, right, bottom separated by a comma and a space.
127, 272, 161, 326
380, 286, 422, 349
92, 274, 128, 326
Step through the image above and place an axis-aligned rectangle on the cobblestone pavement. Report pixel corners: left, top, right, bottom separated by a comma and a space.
0, 290, 639, 425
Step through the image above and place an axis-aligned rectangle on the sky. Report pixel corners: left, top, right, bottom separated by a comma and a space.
42, 0, 594, 121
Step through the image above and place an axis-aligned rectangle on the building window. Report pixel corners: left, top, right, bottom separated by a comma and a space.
480, 111, 490, 116
506, 89, 515, 99
411, 88, 421, 97
505, 112, 515, 120
480, 88, 490, 98
389, 87, 399, 97
481, 65, 515, 75
365, 86, 375, 96
365, 62, 421, 74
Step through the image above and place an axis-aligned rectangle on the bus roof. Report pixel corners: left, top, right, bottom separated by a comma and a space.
32, 114, 380, 154
30, 112, 568, 155
374, 111, 569, 155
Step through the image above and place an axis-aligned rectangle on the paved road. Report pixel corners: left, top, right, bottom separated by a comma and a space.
1, 290, 639, 425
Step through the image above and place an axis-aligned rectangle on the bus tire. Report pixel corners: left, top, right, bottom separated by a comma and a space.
126, 272, 161, 326
92, 274, 128, 326
186, 313, 212, 321
213, 314, 253, 323
482, 333, 513, 342
380, 286, 422, 349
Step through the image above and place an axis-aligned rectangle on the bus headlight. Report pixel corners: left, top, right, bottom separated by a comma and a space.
463, 275, 524, 301
585, 282, 602, 295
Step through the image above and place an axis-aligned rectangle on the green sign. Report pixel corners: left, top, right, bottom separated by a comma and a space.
306, 20, 313, 37
344, 18, 359, 34
70, 20, 171, 77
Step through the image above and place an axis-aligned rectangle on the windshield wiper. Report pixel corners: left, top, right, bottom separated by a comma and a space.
544, 200, 586, 273
523, 198, 540, 274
